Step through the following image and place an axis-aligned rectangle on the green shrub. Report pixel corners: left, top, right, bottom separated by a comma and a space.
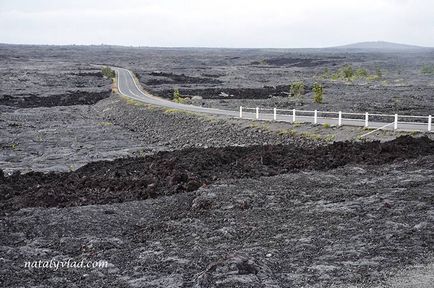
172, 88, 185, 103
331, 73, 339, 80
101, 66, 115, 79
312, 82, 324, 104
341, 64, 354, 79
354, 68, 369, 78
330, 64, 354, 80
290, 81, 305, 97
421, 64, 434, 75
325, 64, 381, 81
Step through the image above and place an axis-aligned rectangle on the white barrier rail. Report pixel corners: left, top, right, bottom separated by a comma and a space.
238, 106, 433, 132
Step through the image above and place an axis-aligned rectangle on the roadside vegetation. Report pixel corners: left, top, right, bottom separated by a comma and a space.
289, 81, 305, 105
289, 81, 325, 104
102, 66, 115, 79
277, 129, 336, 142
312, 82, 324, 103
290, 81, 305, 97
172, 88, 186, 103
123, 97, 145, 107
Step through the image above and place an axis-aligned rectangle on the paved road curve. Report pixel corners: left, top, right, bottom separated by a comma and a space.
115, 67, 238, 117
115, 67, 432, 133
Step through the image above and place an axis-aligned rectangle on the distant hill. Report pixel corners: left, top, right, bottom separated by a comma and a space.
330, 41, 430, 51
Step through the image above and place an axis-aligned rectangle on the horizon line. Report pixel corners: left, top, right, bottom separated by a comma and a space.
0, 41, 432, 50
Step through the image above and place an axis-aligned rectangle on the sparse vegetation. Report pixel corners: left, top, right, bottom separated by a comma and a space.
101, 66, 115, 79
355, 135, 367, 142
362, 127, 376, 131
164, 108, 182, 113
124, 97, 145, 107
299, 132, 336, 142
136, 149, 146, 157
290, 82, 305, 105
405, 130, 419, 136
249, 122, 271, 131
326, 64, 382, 81
164, 108, 196, 116
321, 67, 331, 79
292, 121, 302, 128
354, 68, 369, 78
97, 121, 113, 126
341, 64, 354, 79
35, 134, 43, 142
323, 134, 336, 142
421, 64, 434, 75
312, 82, 324, 103
290, 82, 305, 97
111, 76, 118, 93
172, 88, 186, 104
277, 129, 297, 137
322, 123, 331, 128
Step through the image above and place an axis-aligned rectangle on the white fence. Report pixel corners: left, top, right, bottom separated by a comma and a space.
239, 106, 433, 133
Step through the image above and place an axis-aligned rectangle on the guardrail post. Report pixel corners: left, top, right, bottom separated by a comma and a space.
428, 115, 432, 132
273, 108, 277, 121
394, 114, 398, 130
239, 106, 243, 118
256, 107, 259, 120
292, 109, 296, 122
365, 112, 369, 128
338, 111, 342, 126
314, 110, 318, 124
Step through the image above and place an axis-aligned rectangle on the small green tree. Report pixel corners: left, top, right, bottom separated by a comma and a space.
312, 82, 324, 104
290, 81, 305, 97
354, 68, 369, 78
290, 81, 305, 106
341, 64, 354, 79
101, 66, 115, 79
172, 88, 185, 103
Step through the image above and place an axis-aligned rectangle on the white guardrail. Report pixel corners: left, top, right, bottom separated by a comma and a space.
239, 106, 432, 133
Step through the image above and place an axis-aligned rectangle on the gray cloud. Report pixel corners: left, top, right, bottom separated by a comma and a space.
0, 0, 433, 47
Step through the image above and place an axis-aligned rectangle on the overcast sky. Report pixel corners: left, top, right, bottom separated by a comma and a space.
0, 0, 433, 48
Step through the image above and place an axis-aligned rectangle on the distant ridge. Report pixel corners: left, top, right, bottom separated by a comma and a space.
330, 41, 430, 51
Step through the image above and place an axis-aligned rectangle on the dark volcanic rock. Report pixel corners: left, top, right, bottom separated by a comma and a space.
194, 254, 278, 287
1, 136, 432, 213
0, 90, 111, 108
144, 71, 222, 85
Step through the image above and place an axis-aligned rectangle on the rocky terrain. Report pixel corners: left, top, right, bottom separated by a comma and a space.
2, 135, 432, 213
1, 151, 433, 287
128, 47, 434, 116
1, 44, 434, 287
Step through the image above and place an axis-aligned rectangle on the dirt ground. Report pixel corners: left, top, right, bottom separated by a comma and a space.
1, 44, 434, 287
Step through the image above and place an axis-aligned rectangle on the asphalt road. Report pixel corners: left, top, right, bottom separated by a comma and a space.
115, 67, 432, 133
115, 67, 238, 117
